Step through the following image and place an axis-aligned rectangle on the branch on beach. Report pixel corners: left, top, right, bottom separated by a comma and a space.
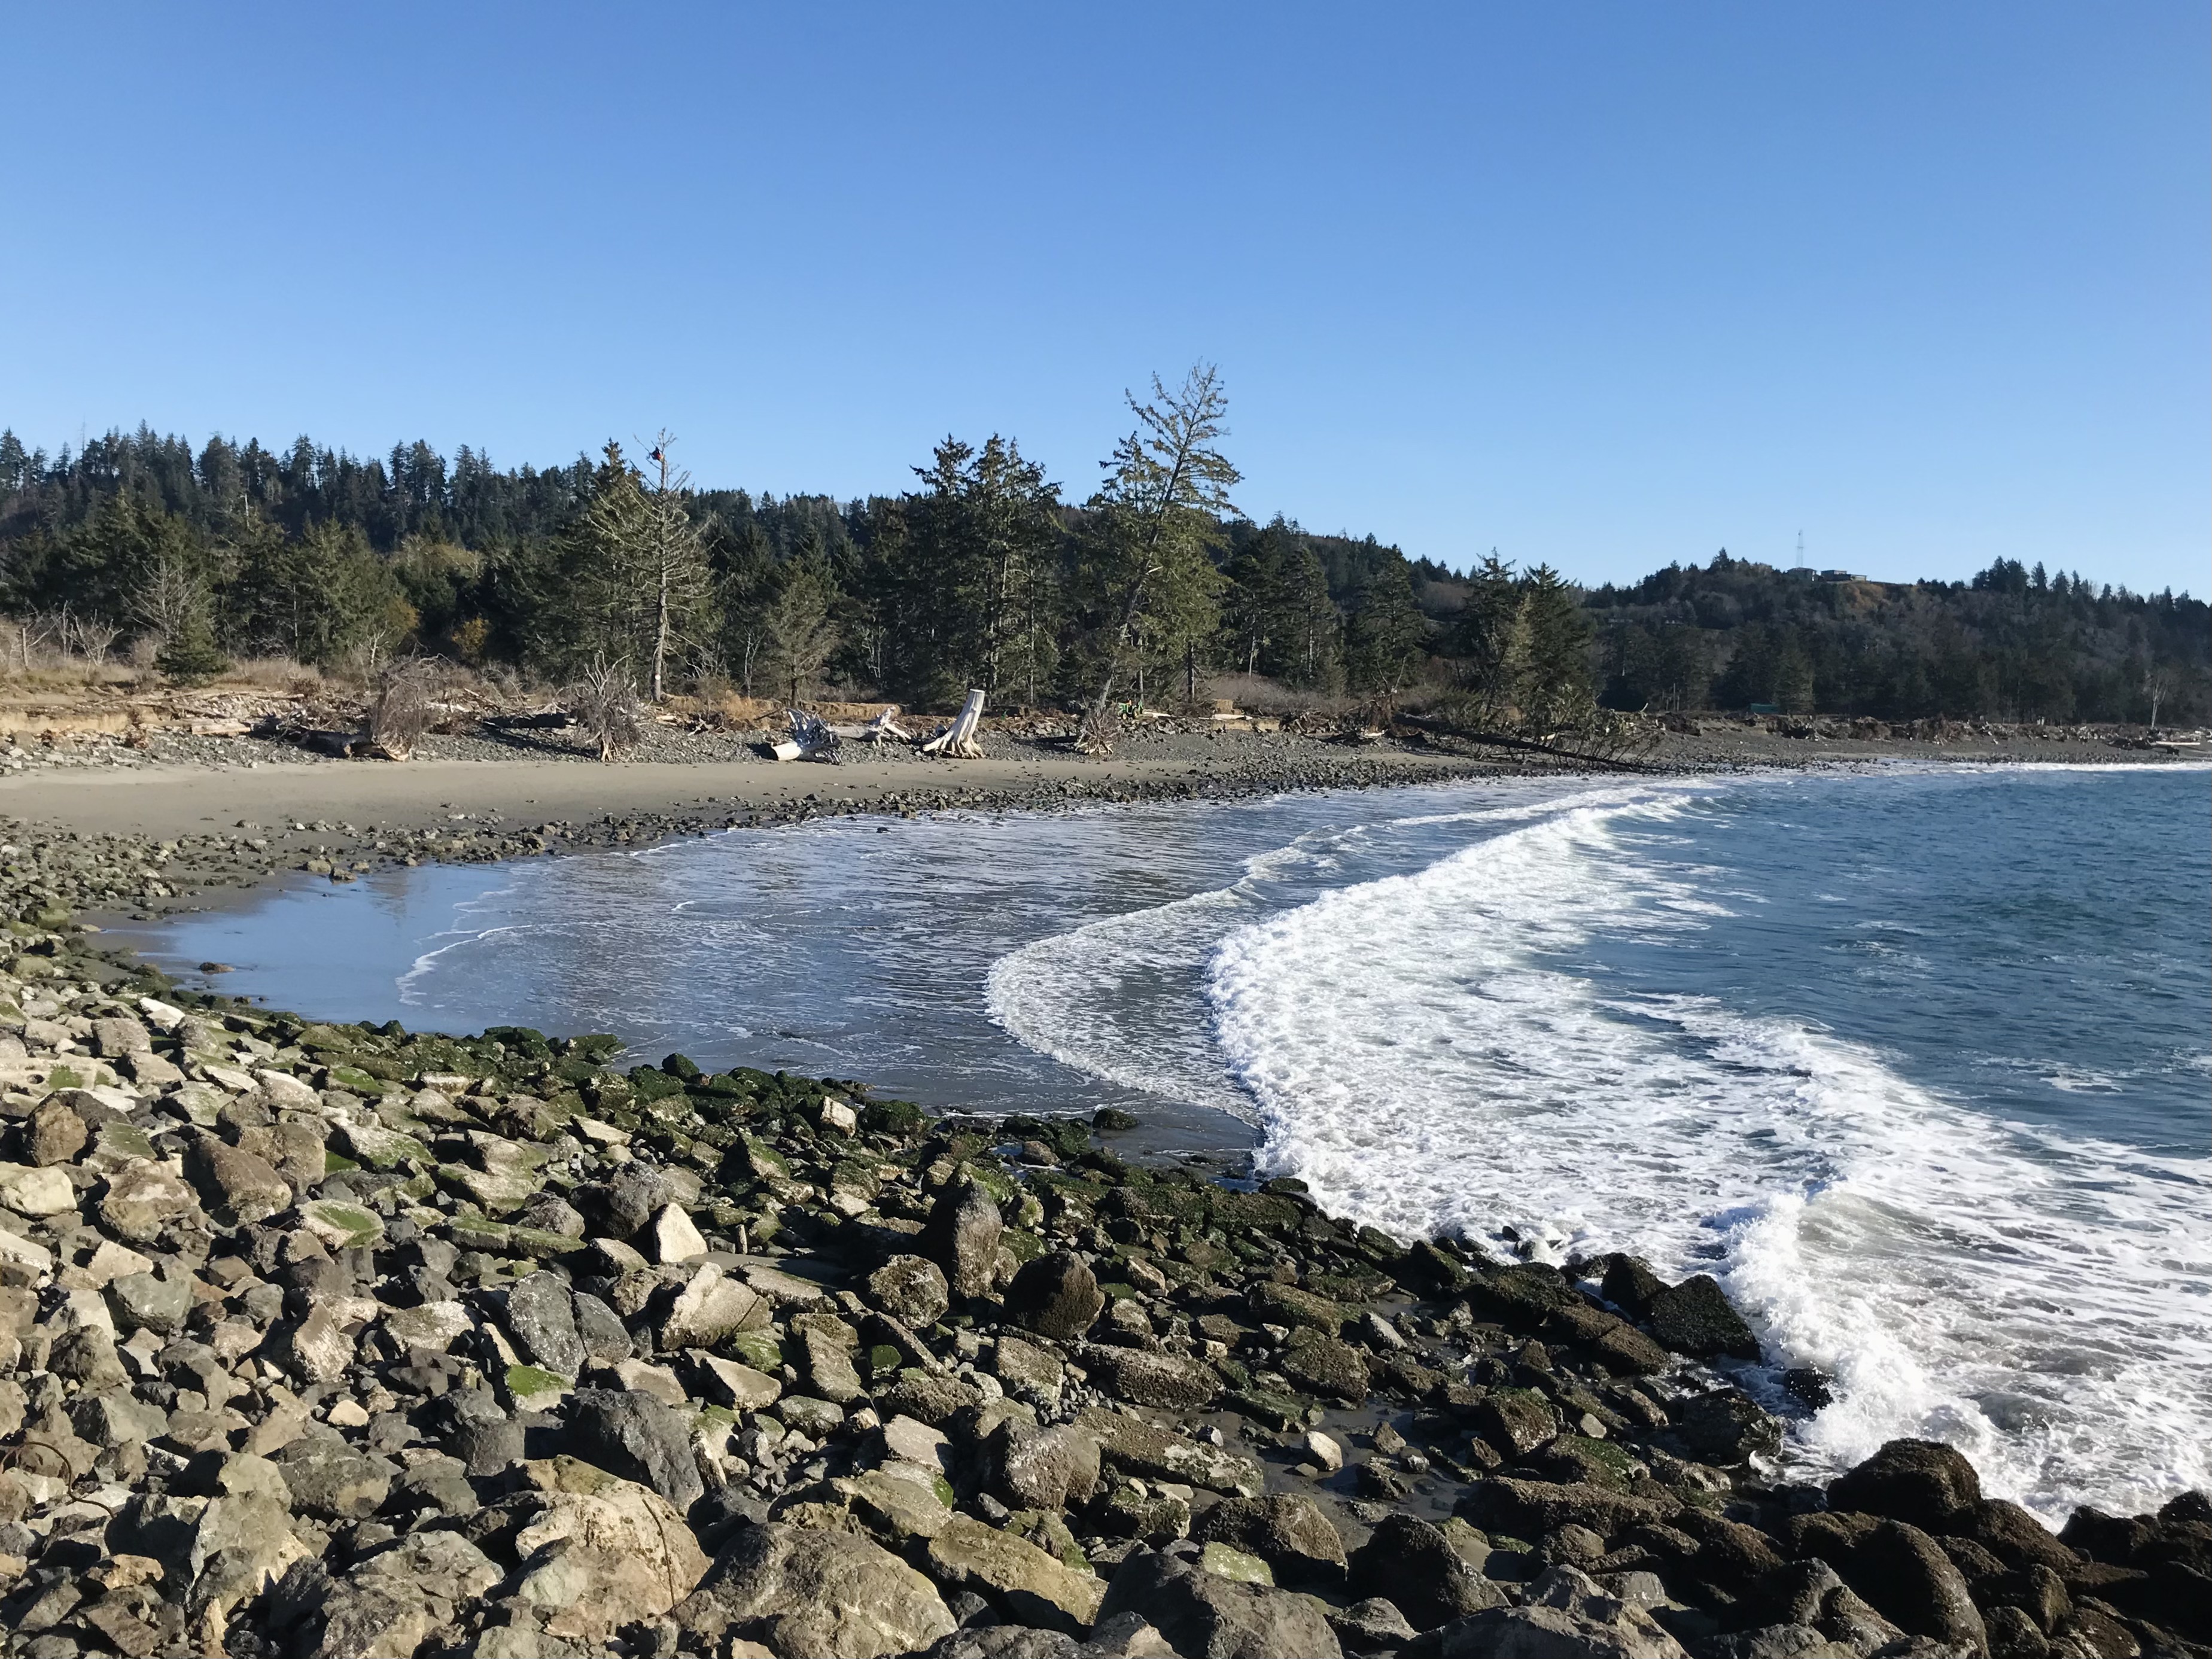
1399, 704, 1666, 772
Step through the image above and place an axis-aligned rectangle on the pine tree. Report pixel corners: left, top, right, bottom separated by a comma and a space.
537, 439, 714, 695
1516, 563, 1594, 729
1452, 552, 1527, 723
1344, 557, 1428, 695
1078, 365, 1238, 738
760, 556, 839, 705
153, 583, 229, 683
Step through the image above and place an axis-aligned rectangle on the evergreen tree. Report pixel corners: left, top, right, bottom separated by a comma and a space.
1516, 563, 1594, 728
1278, 541, 1343, 692
1220, 520, 1291, 678
1344, 557, 1428, 695
1077, 366, 1237, 733
1452, 552, 1526, 722
760, 555, 839, 705
152, 576, 229, 683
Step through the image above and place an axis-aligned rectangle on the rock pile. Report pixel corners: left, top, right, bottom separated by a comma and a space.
0, 948, 2202, 1658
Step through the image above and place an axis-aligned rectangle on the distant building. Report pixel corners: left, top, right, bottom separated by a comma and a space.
1785, 567, 1818, 580
1817, 568, 1865, 583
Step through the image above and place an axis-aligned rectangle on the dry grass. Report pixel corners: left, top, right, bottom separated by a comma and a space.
1203, 672, 1358, 719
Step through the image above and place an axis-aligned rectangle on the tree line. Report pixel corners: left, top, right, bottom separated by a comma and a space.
1, 397, 2204, 728
1585, 553, 2207, 726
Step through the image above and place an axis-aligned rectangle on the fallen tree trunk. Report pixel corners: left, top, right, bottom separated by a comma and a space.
1395, 716, 1665, 773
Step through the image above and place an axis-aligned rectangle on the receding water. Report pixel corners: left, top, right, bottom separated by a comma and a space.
127, 763, 2211, 1522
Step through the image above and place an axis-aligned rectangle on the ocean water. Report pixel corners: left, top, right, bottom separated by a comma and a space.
129, 764, 2211, 1521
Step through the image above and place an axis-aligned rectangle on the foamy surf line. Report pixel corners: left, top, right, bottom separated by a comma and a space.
1197, 781, 2211, 1522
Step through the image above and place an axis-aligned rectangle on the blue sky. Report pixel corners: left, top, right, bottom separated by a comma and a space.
4, 4, 2204, 592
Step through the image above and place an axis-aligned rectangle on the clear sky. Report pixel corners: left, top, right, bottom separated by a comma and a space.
4, 4, 2205, 593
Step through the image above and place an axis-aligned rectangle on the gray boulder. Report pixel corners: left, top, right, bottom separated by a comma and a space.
923, 1177, 1004, 1299
1006, 1251, 1105, 1340
869, 1253, 953, 1327
1406, 1564, 1689, 1659
1827, 1439, 1983, 1534
675, 1520, 957, 1657
1645, 1275, 1761, 1362
564, 1386, 705, 1511
987, 1416, 1103, 1512
1349, 1512, 1505, 1630
275, 1435, 396, 1520
1095, 1548, 1344, 1659
1192, 1493, 1348, 1587
1071, 1344, 1222, 1410
506, 1270, 586, 1380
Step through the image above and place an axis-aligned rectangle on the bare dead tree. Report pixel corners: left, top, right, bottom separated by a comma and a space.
127, 558, 206, 652
564, 655, 647, 762
367, 657, 449, 760
71, 614, 120, 668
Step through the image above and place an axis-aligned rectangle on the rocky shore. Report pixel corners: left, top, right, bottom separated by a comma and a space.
0, 905, 2205, 1659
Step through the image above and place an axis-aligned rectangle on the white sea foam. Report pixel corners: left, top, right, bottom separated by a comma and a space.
1198, 786, 2212, 1521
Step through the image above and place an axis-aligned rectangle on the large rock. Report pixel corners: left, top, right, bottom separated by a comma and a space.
25, 1098, 87, 1166
1408, 1563, 1688, 1659
1192, 1494, 1347, 1587
1458, 1479, 1679, 1543
1277, 1330, 1372, 1401
506, 1270, 587, 1380
1006, 1252, 1105, 1340
869, 1253, 952, 1328
676, 1520, 957, 1657
1072, 1344, 1222, 1410
929, 1513, 1107, 1633
923, 1177, 1004, 1299
987, 1417, 1103, 1512
920, 1614, 1176, 1658
1478, 1389, 1562, 1459
187, 1139, 293, 1226
1096, 1548, 1344, 1659
658, 1262, 766, 1350
275, 1435, 395, 1519
1827, 1439, 1983, 1533
564, 1387, 706, 1511
304, 1529, 502, 1659
500, 1456, 712, 1644
1676, 1389, 1782, 1464
1078, 1408, 1265, 1497
650, 1201, 709, 1264
1794, 1514, 1987, 1655
793, 1311, 866, 1404
1645, 1275, 1760, 1362
1961, 1499, 2077, 1574
106, 1270, 191, 1337
1348, 1512, 1505, 1630
0, 1161, 81, 1217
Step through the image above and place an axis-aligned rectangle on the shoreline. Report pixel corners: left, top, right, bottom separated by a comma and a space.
1, 724, 2191, 933
0, 756, 2201, 1657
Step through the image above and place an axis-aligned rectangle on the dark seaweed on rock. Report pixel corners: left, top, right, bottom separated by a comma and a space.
0, 870, 2202, 1657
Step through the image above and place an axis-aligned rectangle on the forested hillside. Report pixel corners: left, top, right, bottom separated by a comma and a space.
2, 414, 2204, 727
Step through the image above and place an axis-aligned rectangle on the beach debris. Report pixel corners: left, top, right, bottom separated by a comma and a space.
920, 687, 986, 758
773, 707, 839, 763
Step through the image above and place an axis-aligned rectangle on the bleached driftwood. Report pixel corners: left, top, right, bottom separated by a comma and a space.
828, 707, 913, 744
773, 709, 839, 762
921, 689, 986, 759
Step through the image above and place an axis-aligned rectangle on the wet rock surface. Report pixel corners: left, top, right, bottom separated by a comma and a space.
0, 901, 2199, 1658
